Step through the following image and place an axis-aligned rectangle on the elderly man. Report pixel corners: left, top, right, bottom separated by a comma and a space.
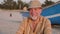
16, 0, 52, 34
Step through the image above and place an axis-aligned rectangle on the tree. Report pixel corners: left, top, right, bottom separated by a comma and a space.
2, 0, 18, 10
0, 0, 29, 10
0, 4, 3, 9
42, 0, 55, 7
23, 3, 29, 8
18, 0, 24, 9
3, 0, 13, 9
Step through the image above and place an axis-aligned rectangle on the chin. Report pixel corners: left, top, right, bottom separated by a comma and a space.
31, 16, 38, 20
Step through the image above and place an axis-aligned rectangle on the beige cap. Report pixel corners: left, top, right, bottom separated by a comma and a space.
28, 0, 42, 9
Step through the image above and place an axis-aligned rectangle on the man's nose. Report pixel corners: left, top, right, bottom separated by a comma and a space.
32, 9, 35, 13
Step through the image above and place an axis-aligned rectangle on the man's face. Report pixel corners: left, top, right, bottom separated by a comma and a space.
29, 7, 42, 20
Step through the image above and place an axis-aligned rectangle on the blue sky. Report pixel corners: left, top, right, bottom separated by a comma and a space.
0, 0, 60, 4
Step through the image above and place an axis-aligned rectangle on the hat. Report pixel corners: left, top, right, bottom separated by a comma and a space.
28, 0, 42, 9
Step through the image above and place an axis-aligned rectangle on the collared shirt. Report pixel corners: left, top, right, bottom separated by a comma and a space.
16, 16, 52, 34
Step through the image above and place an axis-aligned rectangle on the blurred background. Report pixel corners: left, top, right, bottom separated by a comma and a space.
0, 0, 59, 10
0, 0, 60, 34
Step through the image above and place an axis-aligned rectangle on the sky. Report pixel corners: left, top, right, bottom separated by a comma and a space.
0, 0, 60, 4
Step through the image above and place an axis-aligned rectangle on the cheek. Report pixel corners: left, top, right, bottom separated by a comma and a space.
39, 9, 42, 13
30, 11, 33, 16
36, 10, 42, 15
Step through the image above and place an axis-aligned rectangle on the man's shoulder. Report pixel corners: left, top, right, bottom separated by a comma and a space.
40, 16, 51, 23
40, 16, 49, 20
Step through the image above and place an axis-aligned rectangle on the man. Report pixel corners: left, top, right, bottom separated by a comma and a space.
16, 0, 52, 34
